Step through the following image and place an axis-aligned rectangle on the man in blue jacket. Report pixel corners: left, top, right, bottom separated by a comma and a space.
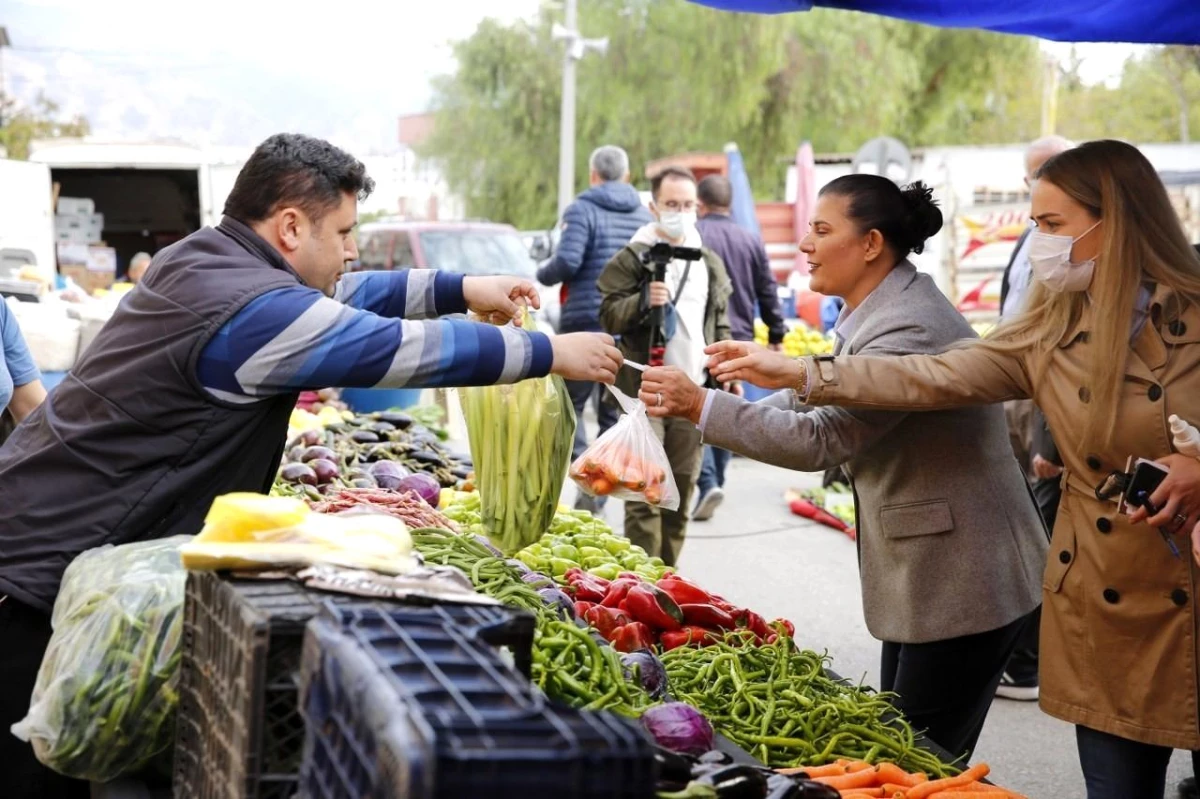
538, 145, 652, 511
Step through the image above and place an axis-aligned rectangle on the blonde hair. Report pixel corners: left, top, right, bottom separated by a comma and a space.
980, 139, 1200, 451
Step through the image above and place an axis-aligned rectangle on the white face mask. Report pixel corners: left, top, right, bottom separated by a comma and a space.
656, 210, 696, 240
1029, 220, 1101, 293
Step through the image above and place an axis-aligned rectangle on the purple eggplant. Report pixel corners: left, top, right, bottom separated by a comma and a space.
310, 459, 340, 485
368, 459, 411, 490
280, 463, 318, 486
300, 446, 338, 464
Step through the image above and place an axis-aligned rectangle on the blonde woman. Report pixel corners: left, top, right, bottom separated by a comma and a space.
702, 139, 1200, 799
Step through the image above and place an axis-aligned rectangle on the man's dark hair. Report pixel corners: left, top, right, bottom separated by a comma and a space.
697, 174, 733, 210
223, 133, 375, 224
651, 165, 697, 200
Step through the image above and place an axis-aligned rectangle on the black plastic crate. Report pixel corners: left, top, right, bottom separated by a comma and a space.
298, 604, 656, 799
174, 572, 534, 799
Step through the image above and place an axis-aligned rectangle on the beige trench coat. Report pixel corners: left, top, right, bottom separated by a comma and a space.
804, 285, 1200, 749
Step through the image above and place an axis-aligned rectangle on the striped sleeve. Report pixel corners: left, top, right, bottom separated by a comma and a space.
196, 285, 552, 400
332, 269, 466, 319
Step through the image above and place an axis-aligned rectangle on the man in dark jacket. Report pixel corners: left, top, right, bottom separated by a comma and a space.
538, 145, 653, 512
0, 133, 622, 798
691, 175, 786, 520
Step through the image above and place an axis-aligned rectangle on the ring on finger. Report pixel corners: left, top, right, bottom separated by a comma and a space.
1168, 512, 1189, 533
656, 392, 663, 408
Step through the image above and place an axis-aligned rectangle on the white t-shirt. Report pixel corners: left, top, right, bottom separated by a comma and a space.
631, 223, 709, 385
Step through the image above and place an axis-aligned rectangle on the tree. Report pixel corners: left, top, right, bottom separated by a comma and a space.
420, 1, 1049, 228
0, 92, 90, 160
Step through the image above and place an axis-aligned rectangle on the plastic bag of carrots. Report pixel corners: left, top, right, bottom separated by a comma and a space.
569, 384, 680, 511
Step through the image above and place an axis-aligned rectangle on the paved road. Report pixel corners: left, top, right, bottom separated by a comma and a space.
567, 451, 1194, 798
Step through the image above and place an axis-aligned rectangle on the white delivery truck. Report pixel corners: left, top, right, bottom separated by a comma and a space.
0, 140, 249, 287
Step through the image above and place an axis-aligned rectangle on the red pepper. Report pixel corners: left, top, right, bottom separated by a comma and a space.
564, 569, 609, 602
660, 625, 721, 651
601, 577, 641, 608
610, 622, 656, 653
680, 603, 738, 630
656, 575, 715, 606
743, 610, 774, 641
774, 618, 796, 638
583, 605, 631, 640
624, 584, 684, 631
574, 601, 596, 618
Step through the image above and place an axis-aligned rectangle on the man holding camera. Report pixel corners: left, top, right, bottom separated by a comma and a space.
597, 166, 732, 565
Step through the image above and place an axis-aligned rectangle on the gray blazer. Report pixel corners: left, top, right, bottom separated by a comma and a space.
702, 263, 1047, 644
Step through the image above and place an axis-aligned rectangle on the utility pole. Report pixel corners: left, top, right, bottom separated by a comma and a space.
552, 1, 607, 218
0, 27, 11, 130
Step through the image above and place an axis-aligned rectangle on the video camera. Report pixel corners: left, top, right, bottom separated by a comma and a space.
641, 242, 703, 367
640, 241, 703, 268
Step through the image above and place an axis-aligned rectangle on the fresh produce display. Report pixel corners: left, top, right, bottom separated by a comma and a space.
563, 569, 795, 652
662, 632, 955, 778
756, 319, 835, 357
656, 747, 840, 799
311, 486, 457, 530
570, 385, 679, 510
12, 536, 190, 782
408, 526, 656, 717
378, 495, 961, 787
460, 310, 576, 554
273, 410, 473, 501
781, 760, 1026, 798
514, 509, 669, 582
641, 702, 715, 755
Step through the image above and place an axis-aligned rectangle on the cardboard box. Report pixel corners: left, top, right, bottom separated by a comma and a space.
57, 244, 116, 295
57, 196, 95, 216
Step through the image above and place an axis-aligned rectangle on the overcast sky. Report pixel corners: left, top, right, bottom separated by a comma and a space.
2, 0, 1145, 154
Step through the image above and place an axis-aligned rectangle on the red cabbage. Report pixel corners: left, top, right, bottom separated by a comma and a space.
538, 587, 576, 619
640, 702, 714, 756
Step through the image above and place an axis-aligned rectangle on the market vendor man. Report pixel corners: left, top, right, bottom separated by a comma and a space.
0, 133, 622, 797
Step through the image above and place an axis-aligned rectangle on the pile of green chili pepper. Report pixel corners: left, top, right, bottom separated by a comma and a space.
410, 527, 655, 717
661, 632, 955, 778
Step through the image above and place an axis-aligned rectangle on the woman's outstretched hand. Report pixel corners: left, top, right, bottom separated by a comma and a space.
639, 367, 708, 423
706, 340, 804, 391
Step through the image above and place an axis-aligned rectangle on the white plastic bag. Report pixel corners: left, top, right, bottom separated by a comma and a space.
12, 536, 190, 781
569, 385, 680, 511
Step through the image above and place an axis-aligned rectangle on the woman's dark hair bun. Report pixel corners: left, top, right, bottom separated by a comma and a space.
819, 173, 943, 261
898, 181, 943, 255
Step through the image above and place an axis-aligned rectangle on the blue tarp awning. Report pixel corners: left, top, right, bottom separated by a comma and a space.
687, 0, 1200, 45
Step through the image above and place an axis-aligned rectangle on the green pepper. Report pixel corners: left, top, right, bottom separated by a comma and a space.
548, 557, 576, 577
588, 563, 621, 581
603, 537, 632, 554
550, 544, 579, 560
577, 546, 606, 560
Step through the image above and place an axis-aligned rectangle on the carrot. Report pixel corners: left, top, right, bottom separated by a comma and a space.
924, 793, 1026, 799
840, 790, 886, 798
877, 763, 923, 787
906, 764, 991, 799
880, 784, 911, 795
816, 770, 879, 790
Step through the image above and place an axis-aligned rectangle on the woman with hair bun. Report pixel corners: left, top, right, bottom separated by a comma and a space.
639, 174, 1048, 760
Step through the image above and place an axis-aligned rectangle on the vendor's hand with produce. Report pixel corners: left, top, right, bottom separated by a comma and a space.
705, 339, 803, 391
462, 275, 542, 325
550, 333, 623, 383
